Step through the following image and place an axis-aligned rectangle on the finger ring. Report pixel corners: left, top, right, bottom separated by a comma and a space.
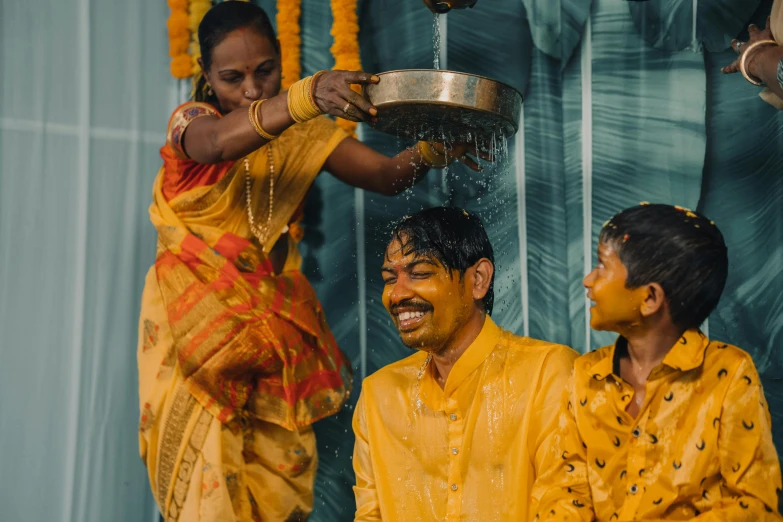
343, 102, 352, 113
736, 40, 744, 52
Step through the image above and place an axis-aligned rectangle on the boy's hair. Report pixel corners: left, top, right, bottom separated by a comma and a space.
599, 203, 728, 331
389, 207, 495, 314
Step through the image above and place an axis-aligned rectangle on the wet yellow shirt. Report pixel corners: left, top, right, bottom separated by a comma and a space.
352, 316, 579, 522
531, 329, 782, 521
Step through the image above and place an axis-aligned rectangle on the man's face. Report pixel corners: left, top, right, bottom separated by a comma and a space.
381, 238, 474, 352
583, 242, 646, 332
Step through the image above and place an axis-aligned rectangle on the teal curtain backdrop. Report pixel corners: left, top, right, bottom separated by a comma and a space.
0, 0, 780, 520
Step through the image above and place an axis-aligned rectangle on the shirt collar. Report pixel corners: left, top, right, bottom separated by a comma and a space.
661, 329, 710, 371
419, 315, 501, 409
443, 315, 500, 395
590, 328, 710, 381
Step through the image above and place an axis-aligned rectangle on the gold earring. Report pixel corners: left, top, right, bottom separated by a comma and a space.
207, 84, 214, 96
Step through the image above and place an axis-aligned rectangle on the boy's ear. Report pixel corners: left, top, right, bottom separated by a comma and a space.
639, 282, 666, 318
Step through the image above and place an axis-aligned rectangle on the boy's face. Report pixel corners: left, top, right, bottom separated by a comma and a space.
583, 242, 647, 332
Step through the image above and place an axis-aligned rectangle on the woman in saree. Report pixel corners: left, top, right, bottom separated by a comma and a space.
137, 2, 483, 521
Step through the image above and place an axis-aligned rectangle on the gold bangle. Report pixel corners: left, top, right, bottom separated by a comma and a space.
417, 141, 449, 168
740, 39, 777, 86
248, 99, 279, 141
310, 70, 327, 109
287, 76, 323, 123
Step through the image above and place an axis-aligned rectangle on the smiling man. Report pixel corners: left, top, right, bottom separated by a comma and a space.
351, 207, 579, 522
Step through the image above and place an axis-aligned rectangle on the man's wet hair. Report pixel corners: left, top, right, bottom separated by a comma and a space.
389, 206, 495, 314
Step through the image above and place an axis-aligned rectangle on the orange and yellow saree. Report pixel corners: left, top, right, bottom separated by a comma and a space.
138, 103, 352, 522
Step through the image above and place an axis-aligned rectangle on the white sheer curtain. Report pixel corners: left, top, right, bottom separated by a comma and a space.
0, 0, 172, 520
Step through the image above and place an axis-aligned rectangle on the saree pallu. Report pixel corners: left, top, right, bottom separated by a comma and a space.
138, 115, 351, 521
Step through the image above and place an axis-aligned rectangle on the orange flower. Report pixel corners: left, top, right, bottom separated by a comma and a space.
167, 0, 188, 10
171, 54, 194, 79
331, 0, 362, 136
169, 34, 190, 57
167, 10, 190, 39
167, 0, 191, 80
277, 0, 302, 89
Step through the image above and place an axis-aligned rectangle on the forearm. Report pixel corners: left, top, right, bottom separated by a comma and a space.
373, 146, 431, 196
190, 92, 295, 164
749, 45, 783, 100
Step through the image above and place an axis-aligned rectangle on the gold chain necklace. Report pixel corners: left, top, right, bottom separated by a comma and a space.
244, 145, 280, 245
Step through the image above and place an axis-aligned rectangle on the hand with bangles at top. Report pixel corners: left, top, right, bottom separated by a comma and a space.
722, 1, 783, 109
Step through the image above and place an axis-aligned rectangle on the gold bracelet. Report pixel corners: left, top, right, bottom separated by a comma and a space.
417, 141, 449, 168
287, 76, 323, 123
310, 70, 327, 110
248, 99, 279, 140
740, 39, 777, 86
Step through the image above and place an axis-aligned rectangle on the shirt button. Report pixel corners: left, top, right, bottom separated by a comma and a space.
452, 448, 458, 455
632, 429, 641, 438
451, 484, 458, 491
449, 414, 457, 421
630, 484, 638, 494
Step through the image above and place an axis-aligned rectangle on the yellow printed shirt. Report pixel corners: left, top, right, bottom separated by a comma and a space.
352, 316, 579, 522
531, 329, 783, 521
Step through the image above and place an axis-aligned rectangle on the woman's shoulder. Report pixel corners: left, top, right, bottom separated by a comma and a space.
169, 101, 221, 123
166, 101, 221, 160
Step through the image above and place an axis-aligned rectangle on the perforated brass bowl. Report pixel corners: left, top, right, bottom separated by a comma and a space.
363, 69, 523, 143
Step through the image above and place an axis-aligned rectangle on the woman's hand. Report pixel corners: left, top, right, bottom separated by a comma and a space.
723, 16, 775, 75
427, 142, 495, 172
312, 70, 380, 123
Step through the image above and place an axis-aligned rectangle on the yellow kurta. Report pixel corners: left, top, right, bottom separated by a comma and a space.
352, 316, 579, 521
531, 329, 783, 521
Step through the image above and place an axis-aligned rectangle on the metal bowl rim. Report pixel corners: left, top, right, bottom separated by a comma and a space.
370, 69, 524, 100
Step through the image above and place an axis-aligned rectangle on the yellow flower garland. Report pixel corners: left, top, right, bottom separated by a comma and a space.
330, 0, 362, 136
167, 0, 192, 79
189, 0, 212, 76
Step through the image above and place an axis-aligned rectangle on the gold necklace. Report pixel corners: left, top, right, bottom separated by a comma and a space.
244, 145, 280, 244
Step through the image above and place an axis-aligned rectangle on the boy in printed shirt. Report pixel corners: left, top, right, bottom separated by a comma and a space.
531, 203, 782, 520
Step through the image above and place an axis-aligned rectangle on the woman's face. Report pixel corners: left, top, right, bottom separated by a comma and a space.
202, 28, 282, 113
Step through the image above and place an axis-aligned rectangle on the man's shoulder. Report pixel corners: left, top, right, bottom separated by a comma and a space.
363, 351, 430, 391
498, 330, 579, 369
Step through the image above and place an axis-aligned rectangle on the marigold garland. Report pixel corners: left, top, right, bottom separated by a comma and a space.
277, 0, 303, 90
330, 0, 362, 136
167, 0, 191, 79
